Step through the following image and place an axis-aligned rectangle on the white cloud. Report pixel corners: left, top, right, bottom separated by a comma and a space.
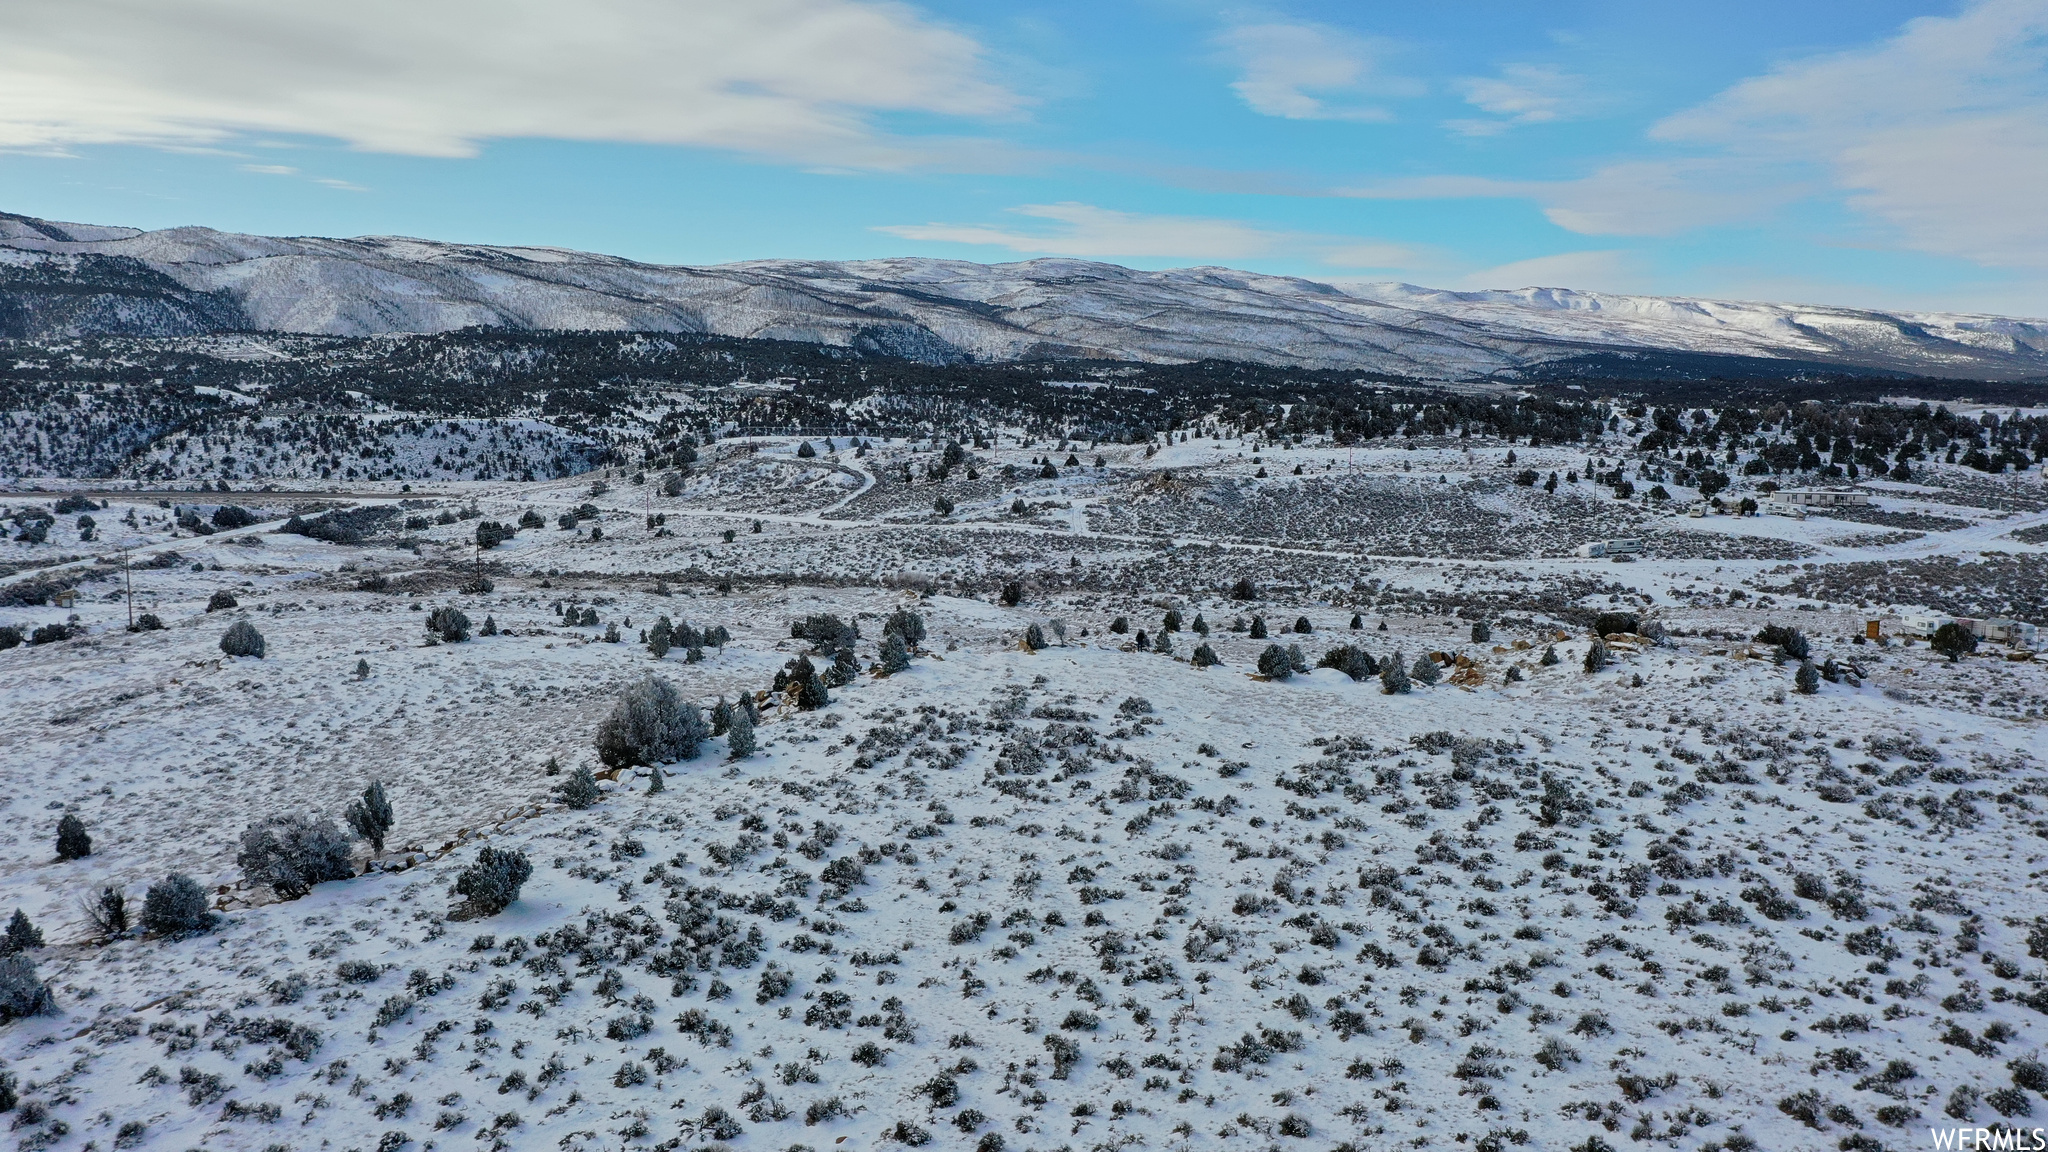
238, 164, 299, 176
1214, 23, 1419, 122
1448, 64, 1583, 135
0, 0, 1019, 168
1648, 0, 2048, 267
1453, 250, 1642, 292
1341, 161, 1802, 237
876, 202, 1416, 267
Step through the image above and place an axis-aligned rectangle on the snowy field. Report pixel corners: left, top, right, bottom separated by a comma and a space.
2, 438, 2047, 1152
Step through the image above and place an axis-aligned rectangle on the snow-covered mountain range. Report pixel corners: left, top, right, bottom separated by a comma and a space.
6, 210, 2047, 380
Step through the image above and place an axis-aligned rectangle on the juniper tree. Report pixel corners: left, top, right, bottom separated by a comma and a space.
1230, 577, 1258, 600
480, 615, 498, 636
237, 815, 355, 900
727, 707, 757, 759
883, 609, 926, 648
3, 910, 42, 952
1932, 622, 1976, 662
344, 780, 396, 854
206, 590, 238, 612
1350, 613, 1363, 630
1192, 613, 1209, 635
648, 616, 673, 659
881, 630, 912, 674
595, 676, 708, 768
738, 691, 760, 725
355, 658, 371, 680
1248, 616, 1268, 639
1318, 645, 1375, 681
1110, 616, 1129, 634
220, 620, 265, 658
87, 886, 127, 936
1795, 660, 1821, 695
141, 873, 216, 936
1192, 643, 1221, 667
1152, 629, 1173, 655
1293, 616, 1312, 634
1471, 620, 1491, 643
797, 664, 831, 710
647, 763, 665, 794
933, 495, 955, 516
556, 765, 601, 809
711, 696, 733, 736
1584, 641, 1609, 673
1540, 644, 1560, 666
455, 847, 533, 916
0, 955, 54, 1022
55, 813, 90, 861
1410, 654, 1440, 685
1257, 644, 1294, 680
1134, 628, 1148, 649
1380, 656, 1411, 695
1163, 609, 1182, 632
1505, 665, 1524, 682
1001, 581, 1023, 607
1024, 623, 1047, 652
425, 607, 472, 642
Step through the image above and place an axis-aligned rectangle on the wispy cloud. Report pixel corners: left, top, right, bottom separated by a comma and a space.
1214, 22, 1420, 122
877, 202, 1417, 268
1341, 160, 1803, 237
1452, 250, 1642, 292
0, 0, 1022, 170
238, 164, 299, 176
1447, 64, 1584, 136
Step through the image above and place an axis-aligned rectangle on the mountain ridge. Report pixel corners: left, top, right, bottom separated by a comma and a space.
4, 210, 2046, 381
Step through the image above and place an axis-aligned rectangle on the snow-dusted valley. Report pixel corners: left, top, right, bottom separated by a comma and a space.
4, 404, 2048, 1152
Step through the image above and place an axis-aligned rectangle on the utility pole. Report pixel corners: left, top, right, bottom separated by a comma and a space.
124, 550, 133, 631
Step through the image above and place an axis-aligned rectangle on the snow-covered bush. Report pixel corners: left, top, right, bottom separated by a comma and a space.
237, 814, 355, 899
206, 590, 239, 612
345, 780, 396, 853
141, 873, 216, 936
426, 607, 471, 643
220, 620, 266, 657
556, 764, 601, 809
0, 954, 55, 1021
595, 675, 707, 768
454, 847, 532, 916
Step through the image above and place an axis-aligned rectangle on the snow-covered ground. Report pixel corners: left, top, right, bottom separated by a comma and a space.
2, 439, 2046, 1152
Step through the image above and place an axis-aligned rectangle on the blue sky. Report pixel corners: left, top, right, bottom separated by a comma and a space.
3, 0, 2045, 315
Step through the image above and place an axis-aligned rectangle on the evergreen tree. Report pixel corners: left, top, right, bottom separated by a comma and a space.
1257, 644, 1294, 680
797, 665, 831, 710
0, 955, 54, 1021
881, 630, 912, 674
1795, 661, 1821, 695
3, 910, 42, 952
1191, 643, 1221, 667
237, 815, 354, 900
1133, 628, 1148, 649
647, 762, 665, 794
1380, 655, 1412, 695
1293, 616, 1312, 634
1583, 641, 1609, 673
455, 847, 532, 916
648, 616, 674, 659
1192, 613, 1209, 635
1248, 616, 1268, 639
1163, 609, 1182, 632
556, 765, 602, 810
355, 658, 370, 680
1109, 616, 1129, 634
1540, 644, 1560, 666
1410, 654, 1440, 686
1932, 622, 1977, 662
426, 606, 471, 642
91, 887, 128, 936
220, 620, 266, 658
1505, 665, 1524, 682
344, 780, 395, 854
1471, 620, 1491, 643
739, 691, 760, 725
1230, 577, 1258, 600
1152, 629, 1173, 655
1024, 623, 1047, 651
141, 874, 216, 936
883, 609, 926, 648
727, 708, 757, 759
711, 696, 733, 736
597, 676, 708, 767
1001, 581, 1024, 606
55, 814, 90, 861
1349, 613, 1363, 630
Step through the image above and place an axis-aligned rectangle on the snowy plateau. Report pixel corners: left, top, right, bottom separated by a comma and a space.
3, 414, 2048, 1152
6, 211, 2048, 381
